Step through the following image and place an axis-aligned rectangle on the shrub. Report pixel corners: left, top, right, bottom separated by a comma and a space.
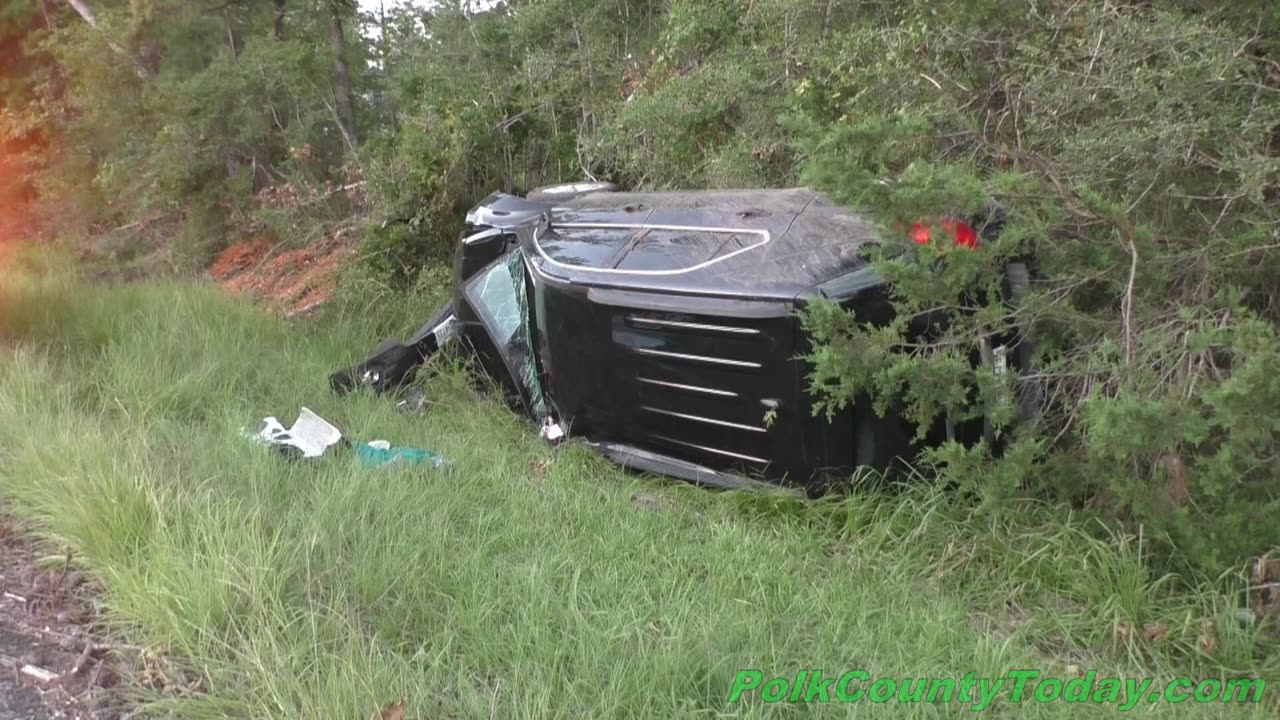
794, 1, 1280, 574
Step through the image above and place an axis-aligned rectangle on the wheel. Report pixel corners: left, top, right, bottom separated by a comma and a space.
853, 395, 914, 471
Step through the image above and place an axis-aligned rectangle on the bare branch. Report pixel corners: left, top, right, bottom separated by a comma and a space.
62, 0, 151, 79
63, 0, 98, 24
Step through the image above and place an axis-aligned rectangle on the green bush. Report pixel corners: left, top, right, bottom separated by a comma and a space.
793, 1, 1280, 574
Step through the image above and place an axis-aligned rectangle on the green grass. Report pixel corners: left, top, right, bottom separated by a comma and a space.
0, 257, 1275, 718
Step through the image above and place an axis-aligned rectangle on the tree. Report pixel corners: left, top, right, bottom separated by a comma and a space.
20, 0, 373, 258
61, 0, 149, 78
326, 0, 358, 150
0, 0, 41, 243
273, 0, 285, 40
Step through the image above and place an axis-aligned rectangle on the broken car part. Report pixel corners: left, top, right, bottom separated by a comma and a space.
397, 387, 428, 414
329, 304, 459, 396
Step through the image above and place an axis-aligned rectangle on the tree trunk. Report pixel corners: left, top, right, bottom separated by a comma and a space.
379, 0, 400, 133
327, 4, 359, 151
272, 0, 286, 40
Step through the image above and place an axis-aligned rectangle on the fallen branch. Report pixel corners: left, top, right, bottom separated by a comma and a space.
1, 653, 61, 682
107, 214, 171, 234
71, 639, 95, 675
303, 180, 366, 207
1120, 228, 1139, 365
21, 663, 59, 683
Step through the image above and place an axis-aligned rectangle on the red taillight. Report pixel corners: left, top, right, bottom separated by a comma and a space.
950, 220, 979, 248
910, 219, 979, 248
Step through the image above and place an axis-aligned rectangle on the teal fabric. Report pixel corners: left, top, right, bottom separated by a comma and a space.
356, 443, 447, 468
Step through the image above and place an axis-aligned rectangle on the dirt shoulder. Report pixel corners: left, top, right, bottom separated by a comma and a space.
0, 517, 130, 720
0, 624, 48, 719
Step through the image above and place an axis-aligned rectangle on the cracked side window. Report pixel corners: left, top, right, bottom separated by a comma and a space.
464, 249, 551, 420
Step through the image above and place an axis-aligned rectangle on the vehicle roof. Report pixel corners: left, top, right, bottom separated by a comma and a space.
468, 188, 883, 300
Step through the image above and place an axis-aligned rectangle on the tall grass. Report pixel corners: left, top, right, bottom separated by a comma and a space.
0, 257, 1275, 718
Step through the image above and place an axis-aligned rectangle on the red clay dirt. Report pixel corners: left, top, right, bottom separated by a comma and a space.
209, 228, 359, 317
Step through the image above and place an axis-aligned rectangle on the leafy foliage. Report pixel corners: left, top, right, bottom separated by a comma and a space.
792, 2, 1280, 573
5, 0, 371, 264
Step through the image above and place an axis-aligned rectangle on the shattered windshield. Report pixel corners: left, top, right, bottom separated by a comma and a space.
464, 249, 552, 420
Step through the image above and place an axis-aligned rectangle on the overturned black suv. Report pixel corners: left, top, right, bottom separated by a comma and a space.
333, 185, 1030, 491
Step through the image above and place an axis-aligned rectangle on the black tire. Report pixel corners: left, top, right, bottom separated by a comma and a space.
854, 401, 878, 469
1004, 262, 1032, 364
853, 396, 914, 471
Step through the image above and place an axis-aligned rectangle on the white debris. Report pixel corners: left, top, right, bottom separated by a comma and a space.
247, 407, 344, 458
540, 418, 566, 444
993, 344, 1009, 376
20, 664, 58, 683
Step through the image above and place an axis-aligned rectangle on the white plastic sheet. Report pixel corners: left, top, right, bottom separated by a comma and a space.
248, 407, 343, 458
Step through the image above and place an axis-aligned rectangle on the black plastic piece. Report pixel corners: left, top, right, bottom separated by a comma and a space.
330, 302, 456, 395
